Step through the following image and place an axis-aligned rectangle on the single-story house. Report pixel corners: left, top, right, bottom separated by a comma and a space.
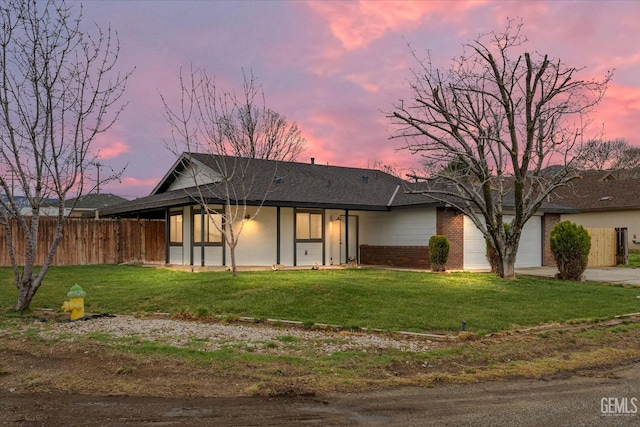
551, 170, 640, 250
99, 153, 575, 270
66, 193, 129, 218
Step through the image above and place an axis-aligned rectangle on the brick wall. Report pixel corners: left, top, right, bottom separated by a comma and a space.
359, 245, 430, 268
359, 207, 466, 270
542, 213, 560, 266
437, 207, 464, 270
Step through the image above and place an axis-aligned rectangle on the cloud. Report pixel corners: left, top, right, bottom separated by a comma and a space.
93, 140, 130, 159
308, 0, 486, 50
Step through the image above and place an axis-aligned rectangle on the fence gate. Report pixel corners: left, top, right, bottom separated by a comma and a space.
616, 227, 629, 265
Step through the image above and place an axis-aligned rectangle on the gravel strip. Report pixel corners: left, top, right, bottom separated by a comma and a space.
26, 315, 437, 355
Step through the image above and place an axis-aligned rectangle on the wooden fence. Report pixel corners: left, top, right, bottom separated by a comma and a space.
585, 227, 617, 267
0, 218, 166, 266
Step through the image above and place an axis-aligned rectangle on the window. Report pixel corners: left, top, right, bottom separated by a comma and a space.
169, 213, 183, 245
193, 211, 223, 244
296, 211, 323, 241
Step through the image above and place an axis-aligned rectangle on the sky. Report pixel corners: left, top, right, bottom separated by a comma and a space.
74, 0, 640, 199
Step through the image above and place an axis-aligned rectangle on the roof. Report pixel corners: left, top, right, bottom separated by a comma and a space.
65, 193, 129, 210
99, 153, 577, 217
550, 170, 640, 212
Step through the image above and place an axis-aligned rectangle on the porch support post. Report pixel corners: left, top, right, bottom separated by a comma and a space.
293, 208, 297, 266
276, 206, 281, 265
164, 208, 170, 264
344, 209, 349, 263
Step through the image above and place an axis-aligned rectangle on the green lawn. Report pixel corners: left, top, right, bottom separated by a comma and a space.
621, 249, 640, 268
1, 265, 639, 335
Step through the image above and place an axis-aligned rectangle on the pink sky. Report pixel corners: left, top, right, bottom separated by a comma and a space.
77, 0, 640, 199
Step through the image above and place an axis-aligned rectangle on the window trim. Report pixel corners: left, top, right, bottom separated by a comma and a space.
169, 212, 183, 246
192, 209, 223, 246
295, 210, 324, 242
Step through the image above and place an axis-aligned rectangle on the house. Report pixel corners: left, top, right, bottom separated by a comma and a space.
551, 170, 640, 250
6, 193, 128, 218
65, 193, 129, 218
99, 153, 575, 270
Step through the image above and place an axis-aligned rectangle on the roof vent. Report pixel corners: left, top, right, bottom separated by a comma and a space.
310, 157, 315, 165
274, 176, 284, 184
362, 176, 369, 183
599, 196, 612, 201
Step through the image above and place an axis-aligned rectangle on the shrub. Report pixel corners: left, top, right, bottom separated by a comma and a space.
429, 235, 450, 272
550, 221, 591, 281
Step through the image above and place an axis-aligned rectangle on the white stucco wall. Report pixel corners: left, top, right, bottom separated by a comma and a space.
231, 206, 278, 266
562, 211, 640, 250
357, 208, 437, 246
279, 208, 295, 266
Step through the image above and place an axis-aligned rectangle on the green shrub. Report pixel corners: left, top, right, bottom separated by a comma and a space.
429, 235, 450, 272
550, 221, 591, 281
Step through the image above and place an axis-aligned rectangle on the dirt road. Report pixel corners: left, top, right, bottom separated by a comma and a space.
2, 362, 638, 426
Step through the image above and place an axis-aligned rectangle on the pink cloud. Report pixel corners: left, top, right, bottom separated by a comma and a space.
96, 141, 130, 159
308, 0, 487, 50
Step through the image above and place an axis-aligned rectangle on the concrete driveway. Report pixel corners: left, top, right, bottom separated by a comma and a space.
516, 266, 640, 286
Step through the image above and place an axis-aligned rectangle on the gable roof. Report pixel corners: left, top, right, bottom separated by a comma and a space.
550, 170, 640, 212
99, 153, 577, 218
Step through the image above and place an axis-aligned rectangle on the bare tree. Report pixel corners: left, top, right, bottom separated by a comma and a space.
390, 21, 611, 278
0, 0, 130, 311
161, 68, 306, 276
575, 138, 640, 178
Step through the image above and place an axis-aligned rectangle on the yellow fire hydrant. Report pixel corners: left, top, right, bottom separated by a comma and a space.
62, 284, 86, 321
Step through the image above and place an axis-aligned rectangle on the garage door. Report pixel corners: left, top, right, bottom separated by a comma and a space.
463, 215, 542, 270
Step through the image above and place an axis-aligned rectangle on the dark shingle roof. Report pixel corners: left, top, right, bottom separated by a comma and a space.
550, 170, 640, 212
99, 153, 577, 217
66, 193, 129, 209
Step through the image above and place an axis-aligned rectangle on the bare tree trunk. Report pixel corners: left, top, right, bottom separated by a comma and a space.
0, 0, 130, 311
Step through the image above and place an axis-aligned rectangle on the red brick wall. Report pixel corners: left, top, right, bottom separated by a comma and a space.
543, 213, 560, 266
359, 245, 430, 268
437, 207, 464, 270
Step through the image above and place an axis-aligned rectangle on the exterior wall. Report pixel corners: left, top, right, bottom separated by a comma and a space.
360, 245, 429, 268
358, 208, 437, 268
279, 207, 295, 266
166, 163, 220, 191
436, 208, 464, 270
358, 208, 437, 245
543, 213, 561, 266
562, 210, 640, 250
296, 242, 324, 266
230, 206, 278, 266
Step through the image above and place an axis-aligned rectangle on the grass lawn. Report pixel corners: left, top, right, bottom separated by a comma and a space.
1, 265, 639, 335
621, 249, 640, 268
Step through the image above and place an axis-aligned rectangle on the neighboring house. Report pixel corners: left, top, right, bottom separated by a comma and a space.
551, 170, 640, 250
8, 193, 128, 218
65, 193, 129, 218
99, 153, 575, 270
